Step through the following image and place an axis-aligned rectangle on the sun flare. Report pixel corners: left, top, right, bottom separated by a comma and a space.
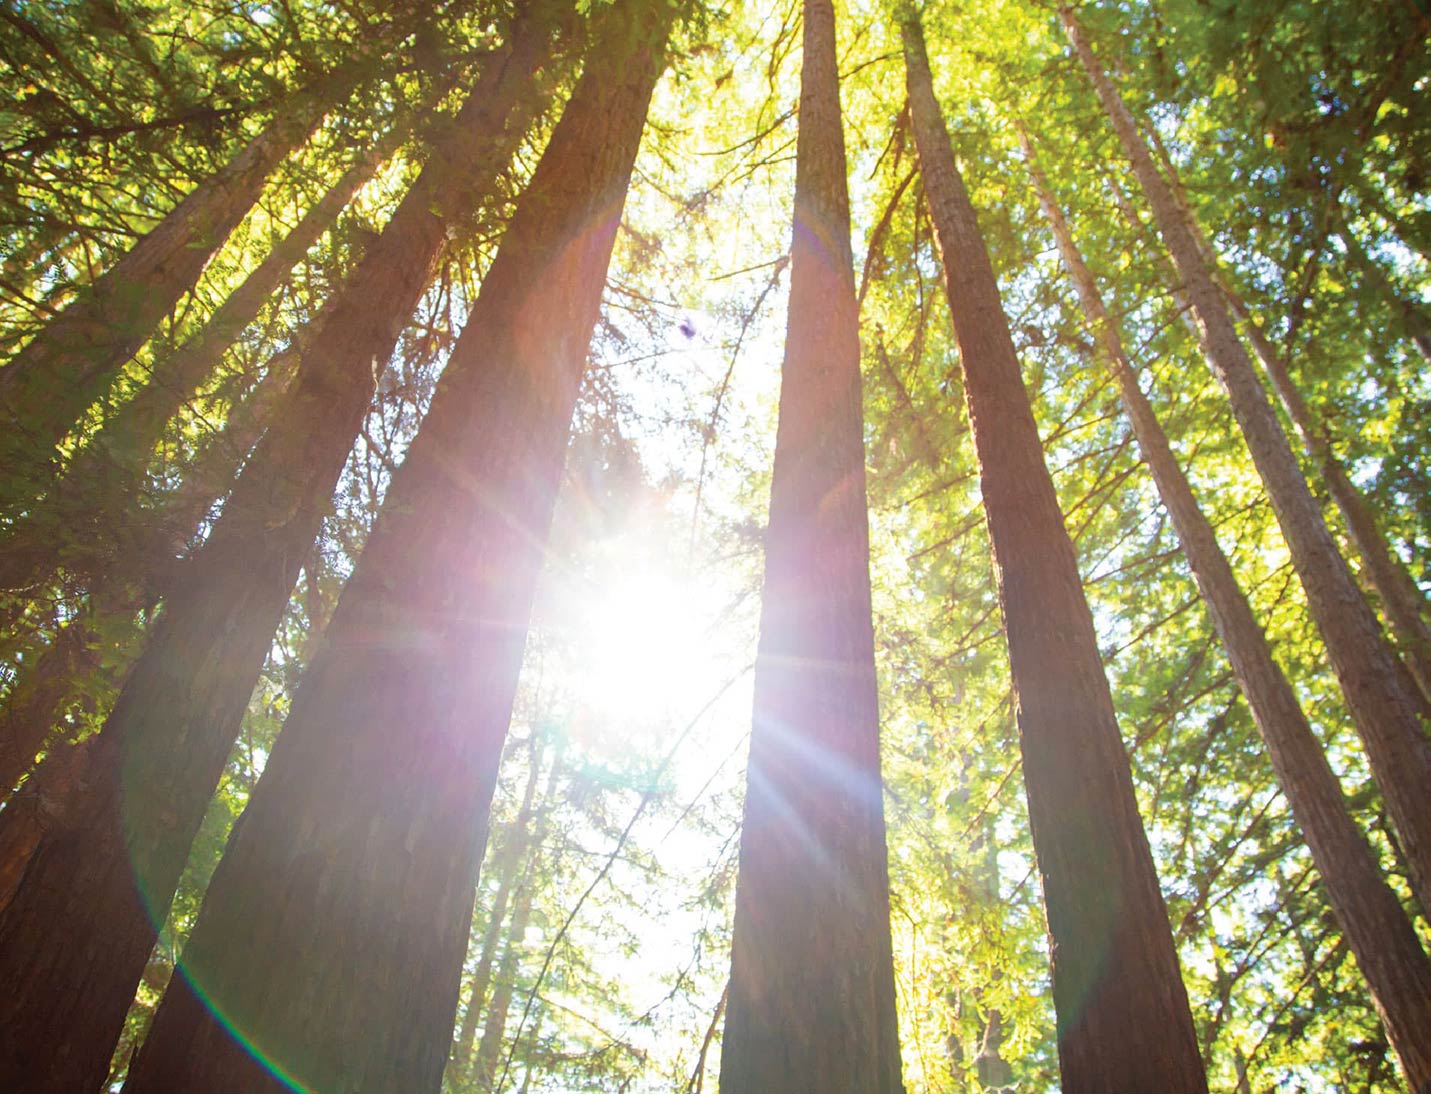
570, 568, 707, 723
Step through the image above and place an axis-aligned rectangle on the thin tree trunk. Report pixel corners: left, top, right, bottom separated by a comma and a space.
452, 736, 548, 1076
720, 3, 903, 1093
0, 69, 355, 508
902, 16, 1206, 1091
1231, 296, 1431, 707
1023, 128, 1431, 1091
1145, 146, 1431, 703
472, 868, 538, 1092
0, 349, 296, 801
0, 110, 411, 594
0, 616, 103, 794
122, 9, 668, 1091
1062, 5, 1431, 915
0, 16, 563, 1090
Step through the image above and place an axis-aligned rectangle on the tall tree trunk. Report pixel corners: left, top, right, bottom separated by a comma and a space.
0, 108, 411, 595
1145, 148, 1431, 704
1230, 295, 1431, 708
0, 339, 297, 801
1061, 6, 1431, 915
452, 736, 549, 1077
1022, 129, 1431, 1091
0, 615, 103, 794
471, 866, 538, 1093
122, 9, 669, 1091
0, 736, 94, 915
901, 16, 1206, 1091
719, 2, 903, 1092
0, 68, 356, 510
0, 14, 564, 1089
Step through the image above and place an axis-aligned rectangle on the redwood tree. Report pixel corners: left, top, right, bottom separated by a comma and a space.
719, 1, 903, 1090
0, 348, 298, 797
0, 65, 355, 508
1061, 5, 1431, 914
0, 11, 564, 1088
901, 13, 1207, 1091
1022, 128, 1431, 1090
123, 5, 674, 1090
0, 105, 414, 597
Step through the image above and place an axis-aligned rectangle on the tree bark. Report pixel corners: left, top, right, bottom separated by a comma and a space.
0, 737, 95, 916
121, 8, 669, 1092
719, 2, 904, 1092
0, 68, 353, 511
901, 16, 1207, 1092
0, 108, 410, 595
1062, 5, 1431, 916
1232, 296, 1431, 708
1022, 128, 1431, 1092
0, 15, 564, 1090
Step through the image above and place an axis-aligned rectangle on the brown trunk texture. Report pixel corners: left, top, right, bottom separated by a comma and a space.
0, 738, 95, 915
902, 18, 1206, 1092
0, 75, 344, 512
1023, 130, 1431, 1091
719, 2, 904, 1092
0, 113, 404, 595
122, 9, 669, 1092
1061, 6, 1431, 915
0, 15, 562, 1090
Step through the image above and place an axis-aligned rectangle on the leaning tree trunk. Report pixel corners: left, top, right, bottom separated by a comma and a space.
0, 65, 359, 511
0, 616, 102, 795
0, 737, 94, 916
1148, 153, 1431, 705
0, 314, 300, 802
901, 16, 1206, 1092
0, 14, 565, 1090
1022, 128, 1431, 1091
719, 2, 903, 1092
1231, 295, 1431, 708
122, 8, 670, 1091
1061, 5, 1431, 915
0, 359, 297, 896
0, 107, 413, 596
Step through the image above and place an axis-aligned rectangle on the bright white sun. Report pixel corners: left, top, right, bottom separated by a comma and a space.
533, 518, 756, 788
569, 567, 708, 725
